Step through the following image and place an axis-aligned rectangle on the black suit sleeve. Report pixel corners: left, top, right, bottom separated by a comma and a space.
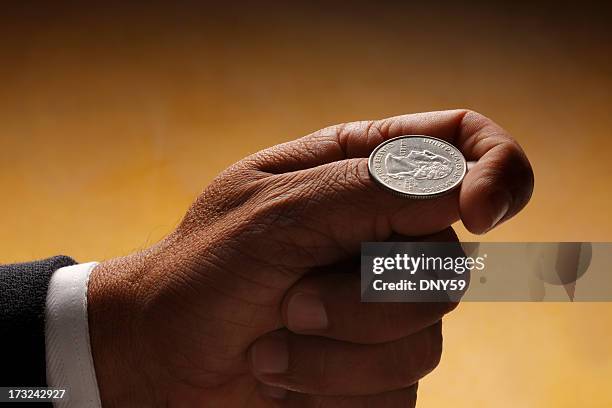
0, 256, 77, 386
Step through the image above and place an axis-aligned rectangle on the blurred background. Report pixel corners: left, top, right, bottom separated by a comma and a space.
1, 1, 611, 406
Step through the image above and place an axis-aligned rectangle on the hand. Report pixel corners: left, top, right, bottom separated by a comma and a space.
87, 110, 534, 407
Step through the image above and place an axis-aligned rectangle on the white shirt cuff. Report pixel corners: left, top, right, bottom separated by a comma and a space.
45, 262, 102, 408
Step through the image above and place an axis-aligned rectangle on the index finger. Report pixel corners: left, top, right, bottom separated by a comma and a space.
248, 109, 466, 174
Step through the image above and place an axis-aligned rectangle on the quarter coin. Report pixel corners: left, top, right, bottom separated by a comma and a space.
368, 135, 467, 199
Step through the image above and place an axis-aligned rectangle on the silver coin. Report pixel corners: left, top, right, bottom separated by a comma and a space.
368, 135, 467, 199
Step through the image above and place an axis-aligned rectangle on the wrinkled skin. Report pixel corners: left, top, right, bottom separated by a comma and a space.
87, 110, 534, 407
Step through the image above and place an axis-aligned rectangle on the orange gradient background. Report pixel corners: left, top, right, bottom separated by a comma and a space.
1, 2, 611, 406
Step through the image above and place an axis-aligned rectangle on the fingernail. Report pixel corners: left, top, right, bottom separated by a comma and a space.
258, 383, 288, 400
485, 190, 511, 232
287, 293, 328, 331
251, 335, 288, 374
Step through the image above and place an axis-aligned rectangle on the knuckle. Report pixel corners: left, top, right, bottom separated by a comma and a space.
482, 143, 534, 208
422, 323, 443, 374
462, 108, 490, 124
390, 323, 443, 386
439, 300, 460, 315
250, 142, 303, 171
337, 119, 386, 154
504, 146, 535, 199
416, 302, 459, 324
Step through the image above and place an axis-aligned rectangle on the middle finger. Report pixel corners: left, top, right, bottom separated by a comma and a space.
248, 322, 442, 396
